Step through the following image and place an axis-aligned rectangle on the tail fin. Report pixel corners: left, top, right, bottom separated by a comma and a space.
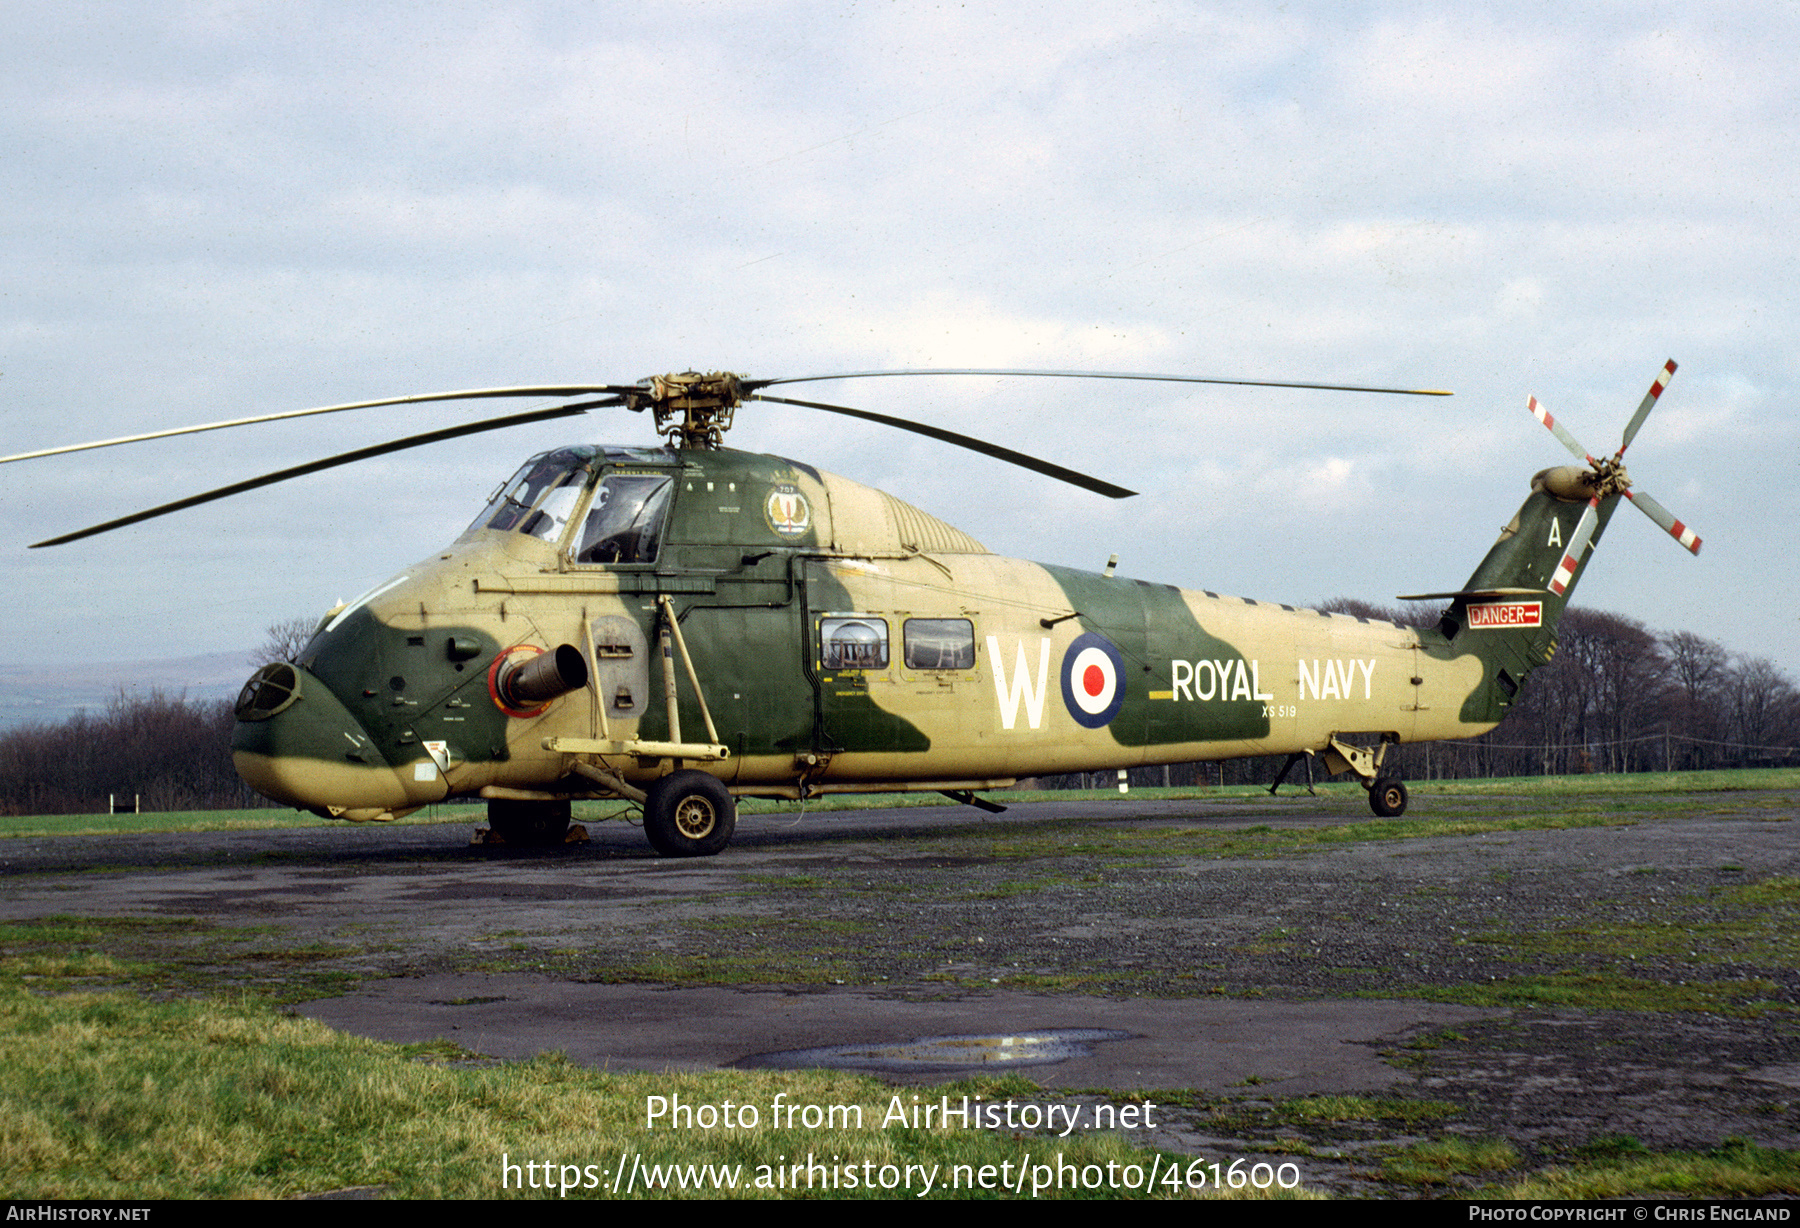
1403, 473, 1622, 723
1402, 363, 1702, 725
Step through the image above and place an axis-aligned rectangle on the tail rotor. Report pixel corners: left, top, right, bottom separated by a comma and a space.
1524, 360, 1703, 575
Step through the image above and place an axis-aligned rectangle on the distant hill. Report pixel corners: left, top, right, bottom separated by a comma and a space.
0, 652, 247, 731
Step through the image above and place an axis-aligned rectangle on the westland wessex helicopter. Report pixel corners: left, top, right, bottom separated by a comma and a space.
5, 363, 1701, 855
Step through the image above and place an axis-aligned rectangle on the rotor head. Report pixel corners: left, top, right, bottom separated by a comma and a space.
628, 371, 747, 449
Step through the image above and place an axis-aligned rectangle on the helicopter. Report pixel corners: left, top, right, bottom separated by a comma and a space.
4, 363, 1701, 855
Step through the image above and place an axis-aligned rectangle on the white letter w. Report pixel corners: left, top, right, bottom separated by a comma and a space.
987, 636, 1051, 730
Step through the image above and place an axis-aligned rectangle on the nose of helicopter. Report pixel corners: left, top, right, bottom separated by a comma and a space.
231, 661, 446, 819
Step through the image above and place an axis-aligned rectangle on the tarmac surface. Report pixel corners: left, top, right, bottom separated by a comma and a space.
4, 787, 1799, 1182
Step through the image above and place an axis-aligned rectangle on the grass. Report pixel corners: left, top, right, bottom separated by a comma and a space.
0, 981, 1215, 1200
1383, 1138, 1521, 1187
5, 956, 1797, 1198
1267, 1096, 1459, 1127
910, 809, 1655, 867
8, 771, 1800, 1198
1426, 978, 1793, 1018
5, 767, 1796, 839
1386, 873, 1800, 1016
1491, 1138, 1800, 1200
0, 916, 367, 1006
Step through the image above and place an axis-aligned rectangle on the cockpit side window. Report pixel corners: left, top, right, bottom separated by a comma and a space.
573, 472, 673, 565
465, 450, 593, 538
519, 469, 587, 542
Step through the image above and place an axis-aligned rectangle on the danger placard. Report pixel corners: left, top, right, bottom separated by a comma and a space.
1468, 601, 1543, 629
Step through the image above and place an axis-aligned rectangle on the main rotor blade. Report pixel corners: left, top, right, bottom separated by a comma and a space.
1623, 486, 1702, 555
1618, 359, 1677, 456
1, 386, 632, 465
1526, 395, 1600, 466
749, 393, 1136, 499
756, 369, 1453, 397
30, 402, 598, 548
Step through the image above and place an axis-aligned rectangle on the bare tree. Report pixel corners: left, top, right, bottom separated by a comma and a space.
1728, 655, 1800, 767
0, 689, 254, 815
251, 616, 319, 667
1317, 597, 1441, 629
1663, 631, 1730, 769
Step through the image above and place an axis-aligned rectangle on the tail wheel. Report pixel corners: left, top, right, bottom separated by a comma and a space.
644, 770, 736, 857
1369, 778, 1409, 818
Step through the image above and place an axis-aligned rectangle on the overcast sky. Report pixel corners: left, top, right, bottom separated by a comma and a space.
3, 1, 1795, 692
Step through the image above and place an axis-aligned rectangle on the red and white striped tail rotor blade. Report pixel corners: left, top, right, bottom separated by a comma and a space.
1527, 395, 1600, 466
1618, 359, 1677, 456
1547, 497, 1601, 596
1624, 487, 1702, 555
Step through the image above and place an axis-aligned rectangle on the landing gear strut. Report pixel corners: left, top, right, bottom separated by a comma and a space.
1321, 734, 1411, 818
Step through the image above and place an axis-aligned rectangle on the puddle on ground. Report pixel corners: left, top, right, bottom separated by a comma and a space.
737, 1028, 1131, 1072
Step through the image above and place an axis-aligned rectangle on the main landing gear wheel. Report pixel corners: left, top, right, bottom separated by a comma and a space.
643, 770, 736, 857
486, 798, 572, 845
1369, 778, 1409, 818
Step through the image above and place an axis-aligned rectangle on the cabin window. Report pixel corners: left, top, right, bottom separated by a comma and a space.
572, 472, 673, 565
903, 618, 975, 670
820, 617, 889, 671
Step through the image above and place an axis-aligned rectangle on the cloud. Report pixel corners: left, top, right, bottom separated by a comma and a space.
0, 0, 1793, 680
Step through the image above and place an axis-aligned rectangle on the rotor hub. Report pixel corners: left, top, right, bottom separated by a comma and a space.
1592, 455, 1632, 498
629, 371, 746, 449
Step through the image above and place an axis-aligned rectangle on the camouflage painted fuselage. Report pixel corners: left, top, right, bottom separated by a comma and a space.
232, 445, 1612, 818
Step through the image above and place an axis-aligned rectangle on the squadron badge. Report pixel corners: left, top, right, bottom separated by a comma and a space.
764, 484, 811, 537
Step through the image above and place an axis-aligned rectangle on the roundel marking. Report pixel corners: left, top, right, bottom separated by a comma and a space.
1060, 632, 1126, 728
